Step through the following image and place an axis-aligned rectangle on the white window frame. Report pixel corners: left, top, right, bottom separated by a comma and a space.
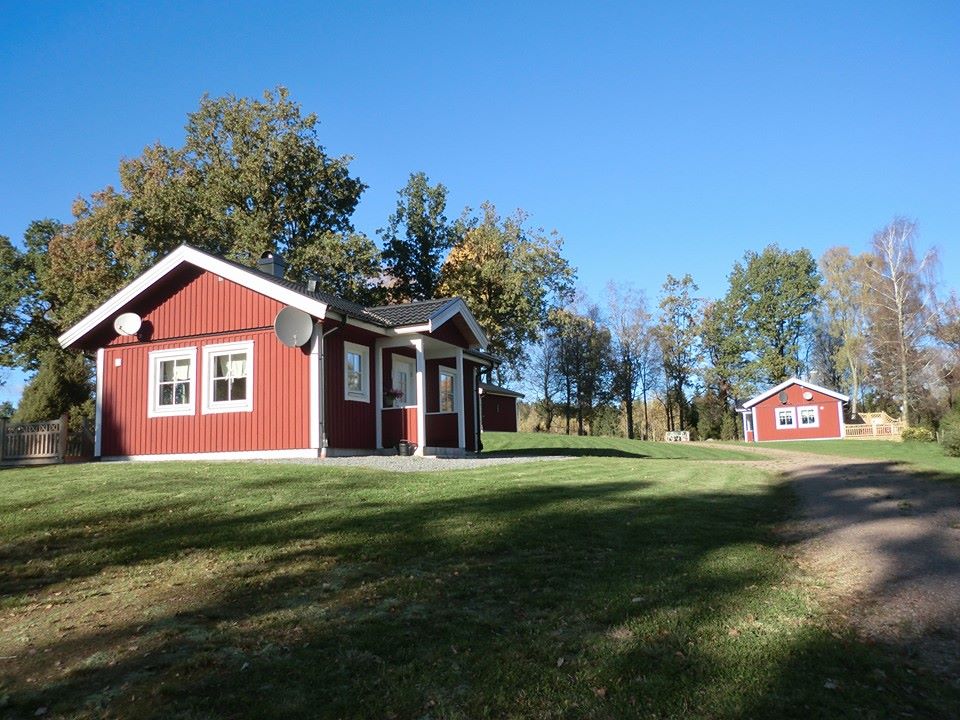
202, 340, 254, 414
344, 341, 370, 403
391, 353, 417, 407
438, 367, 458, 413
775, 407, 797, 429
147, 347, 197, 418
798, 405, 820, 428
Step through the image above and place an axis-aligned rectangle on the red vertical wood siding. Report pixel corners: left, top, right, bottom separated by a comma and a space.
322, 324, 377, 449
482, 394, 519, 432
102, 328, 309, 456
753, 384, 843, 441
107, 268, 282, 347
463, 361, 479, 452
429, 320, 471, 348
426, 414, 459, 447
382, 407, 418, 447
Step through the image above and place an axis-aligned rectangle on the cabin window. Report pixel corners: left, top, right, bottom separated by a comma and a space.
148, 347, 197, 417
391, 355, 416, 407
344, 342, 370, 402
439, 368, 457, 412
202, 341, 253, 414
775, 407, 796, 429
798, 406, 819, 428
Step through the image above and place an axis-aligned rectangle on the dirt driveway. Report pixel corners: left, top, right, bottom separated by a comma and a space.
738, 445, 960, 680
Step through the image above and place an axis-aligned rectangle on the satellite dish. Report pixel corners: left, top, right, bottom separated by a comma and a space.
803, 391, 814, 401
274, 307, 313, 348
114, 312, 142, 336
777, 390, 789, 404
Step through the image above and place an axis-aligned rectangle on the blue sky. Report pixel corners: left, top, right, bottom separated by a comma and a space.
1, 1, 958, 403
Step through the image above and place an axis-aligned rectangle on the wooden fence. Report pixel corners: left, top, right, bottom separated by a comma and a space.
0, 415, 94, 465
844, 421, 903, 441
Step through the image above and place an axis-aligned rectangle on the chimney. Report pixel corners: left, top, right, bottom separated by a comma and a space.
256, 250, 287, 279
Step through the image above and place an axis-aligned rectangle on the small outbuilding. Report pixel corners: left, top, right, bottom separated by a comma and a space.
479, 382, 524, 433
737, 377, 848, 442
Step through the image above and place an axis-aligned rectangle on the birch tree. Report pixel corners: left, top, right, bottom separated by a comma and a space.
863, 217, 939, 425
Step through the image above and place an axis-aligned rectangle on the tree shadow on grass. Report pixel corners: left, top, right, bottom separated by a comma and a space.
1, 463, 958, 719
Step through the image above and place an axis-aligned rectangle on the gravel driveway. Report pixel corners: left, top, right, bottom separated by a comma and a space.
745, 446, 960, 679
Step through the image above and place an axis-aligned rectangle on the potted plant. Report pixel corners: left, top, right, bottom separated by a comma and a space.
384, 388, 403, 408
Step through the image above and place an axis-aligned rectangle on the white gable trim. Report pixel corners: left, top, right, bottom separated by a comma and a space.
388, 299, 488, 348
58, 245, 328, 349
742, 377, 849, 409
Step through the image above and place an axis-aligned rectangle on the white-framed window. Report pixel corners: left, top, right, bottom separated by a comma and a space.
775, 407, 796, 429
148, 347, 197, 418
390, 354, 416, 407
439, 367, 457, 413
202, 340, 253, 414
344, 342, 370, 402
798, 405, 819, 428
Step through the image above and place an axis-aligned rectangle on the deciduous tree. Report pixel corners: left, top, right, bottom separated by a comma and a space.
655, 274, 702, 431
606, 282, 656, 439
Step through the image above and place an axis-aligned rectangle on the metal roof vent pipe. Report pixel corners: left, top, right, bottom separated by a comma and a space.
306, 275, 319, 293
257, 250, 287, 279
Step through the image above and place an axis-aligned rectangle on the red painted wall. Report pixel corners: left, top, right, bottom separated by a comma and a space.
102, 328, 310, 456
382, 407, 418, 448
482, 393, 519, 432
322, 324, 377, 449
753, 383, 843, 441
426, 414, 458, 447
463, 361, 479, 452
100, 269, 313, 456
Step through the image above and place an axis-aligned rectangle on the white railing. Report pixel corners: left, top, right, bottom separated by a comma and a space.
844, 422, 903, 441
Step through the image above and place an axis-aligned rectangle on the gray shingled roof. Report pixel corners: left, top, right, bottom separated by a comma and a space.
192, 246, 459, 329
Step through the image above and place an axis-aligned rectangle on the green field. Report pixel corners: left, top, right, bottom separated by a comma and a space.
761, 438, 960, 479
1, 433, 954, 718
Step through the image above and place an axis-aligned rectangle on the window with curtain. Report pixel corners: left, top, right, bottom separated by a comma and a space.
202, 341, 254, 413
148, 347, 197, 417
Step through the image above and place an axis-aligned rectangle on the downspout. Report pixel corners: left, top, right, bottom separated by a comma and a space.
318, 315, 347, 450
475, 365, 483, 453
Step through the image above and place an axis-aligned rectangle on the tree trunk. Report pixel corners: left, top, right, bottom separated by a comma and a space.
641, 389, 650, 441
625, 395, 635, 439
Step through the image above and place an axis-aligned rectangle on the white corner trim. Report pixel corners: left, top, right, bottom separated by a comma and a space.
838, 401, 846, 438
201, 340, 254, 414
343, 341, 371, 403
752, 407, 759, 442
375, 339, 384, 448
430, 298, 489, 348
147, 346, 197, 418
414, 338, 426, 455
58, 245, 328, 349
103, 448, 320, 462
455, 349, 465, 449
94, 348, 104, 457
309, 325, 321, 449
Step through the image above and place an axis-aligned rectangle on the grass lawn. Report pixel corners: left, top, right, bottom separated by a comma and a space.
1, 434, 955, 718
761, 438, 960, 479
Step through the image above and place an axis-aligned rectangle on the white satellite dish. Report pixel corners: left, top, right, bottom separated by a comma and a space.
274, 307, 313, 348
113, 312, 142, 336
802, 391, 814, 400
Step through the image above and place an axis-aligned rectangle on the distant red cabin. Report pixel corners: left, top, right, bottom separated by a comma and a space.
737, 378, 848, 442
479, 383, 524, 433
58, 245, 523, 460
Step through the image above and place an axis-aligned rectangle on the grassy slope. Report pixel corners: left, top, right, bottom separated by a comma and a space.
482, 431, 760, 460
761, 438, 960, 478
0, 438, 954, 718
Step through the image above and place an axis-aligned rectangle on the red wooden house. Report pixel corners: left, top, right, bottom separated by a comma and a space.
58, 245, 501, 460
737, 377, 848, 442
479, 383, 524, 432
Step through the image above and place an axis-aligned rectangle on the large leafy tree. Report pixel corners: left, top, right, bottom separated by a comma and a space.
437, 203, 574, 379
380, 172, 459, 302
700, 296, 750, 434
863, 218, 939, 424
655, 274, 703, 431
606, 282, 657, 440
2, 88, 374, 420
551, 303, 613, 435
818, 246, 870, 416
728, 244, 821, 385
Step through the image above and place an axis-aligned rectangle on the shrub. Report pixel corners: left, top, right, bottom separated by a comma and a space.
940, 411, 960, 457
901, 426, 935, 443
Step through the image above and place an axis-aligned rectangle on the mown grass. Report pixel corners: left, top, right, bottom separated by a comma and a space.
0, 437, 955, 718
482, 431, 760, 460
762, 438, 960, 479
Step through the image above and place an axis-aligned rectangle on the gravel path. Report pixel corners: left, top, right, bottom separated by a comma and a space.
742, 445, 960, 679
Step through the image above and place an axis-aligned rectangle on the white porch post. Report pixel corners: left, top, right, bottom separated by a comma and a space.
94, 348, 104, 458
455, 348, 465, 449
375, 340, 383, 448
414, 338, 426, 456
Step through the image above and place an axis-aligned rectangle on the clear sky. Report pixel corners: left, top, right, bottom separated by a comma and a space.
1, 1, 958, 403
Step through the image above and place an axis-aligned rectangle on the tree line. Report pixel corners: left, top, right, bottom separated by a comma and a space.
0, 88, 573, 425
527, 219, 959, 440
